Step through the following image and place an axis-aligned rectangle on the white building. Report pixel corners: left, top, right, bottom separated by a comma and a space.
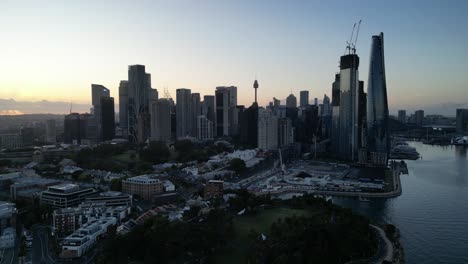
258, 108, 278, 150
197, 115, 213, 141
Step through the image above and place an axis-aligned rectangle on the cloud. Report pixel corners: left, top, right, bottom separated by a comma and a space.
0, 98, 92, 115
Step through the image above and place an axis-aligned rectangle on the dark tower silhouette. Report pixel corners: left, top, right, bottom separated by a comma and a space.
253, 80, 259, 103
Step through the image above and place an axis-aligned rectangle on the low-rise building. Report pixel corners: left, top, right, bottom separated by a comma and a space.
40, 183, 98, 208
204, 180, 224, 199
84, 191, 132, 207
122, 175, 165, 200
60, 217, 116, 258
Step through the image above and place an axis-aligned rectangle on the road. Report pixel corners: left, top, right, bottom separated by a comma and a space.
32, 226, 56, 264
0, 238, 18, 264
370, 224, 394, 263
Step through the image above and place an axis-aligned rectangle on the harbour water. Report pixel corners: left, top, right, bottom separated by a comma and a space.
333, 142, 468, 263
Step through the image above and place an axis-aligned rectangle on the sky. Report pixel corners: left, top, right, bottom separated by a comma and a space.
1, 0, 467, 115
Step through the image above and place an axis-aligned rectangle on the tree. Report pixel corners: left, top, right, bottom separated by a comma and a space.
229, 158, 246, 174
110, 179, 122, 191
139, 141, 170, 164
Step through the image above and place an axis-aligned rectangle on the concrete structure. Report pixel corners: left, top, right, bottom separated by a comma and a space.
40, 184, 97, 208
176, 88, 192, 139
299, 90, 309, 107
122, 175, 166, 200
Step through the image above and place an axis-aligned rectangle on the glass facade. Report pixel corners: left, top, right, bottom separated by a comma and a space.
366, 33, 390, 157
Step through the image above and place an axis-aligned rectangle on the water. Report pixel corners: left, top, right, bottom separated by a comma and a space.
333, 142, 468, 264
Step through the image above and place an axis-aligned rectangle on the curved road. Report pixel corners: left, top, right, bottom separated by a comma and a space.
370, 224, 393, 263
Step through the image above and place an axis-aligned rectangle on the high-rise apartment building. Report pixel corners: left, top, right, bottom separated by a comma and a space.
197, 115, 214, 141
299, 91, 309, 107
258, 108, 278, 150
176, 89, 192, 139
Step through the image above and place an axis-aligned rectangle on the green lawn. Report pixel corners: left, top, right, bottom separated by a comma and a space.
215, 207, 312, 263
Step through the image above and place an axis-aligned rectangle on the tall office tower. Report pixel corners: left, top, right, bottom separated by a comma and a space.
273, 97, 280, 108
398, 110, 406, 123
456, 109, 468, 133
118, 81, 129, 137
197, 115, 214, 141
91, 84, 111, 141
332, 74, 341, 106
258, 108, 278, 150
228, 86, 237, 107
300, 91, 309, 107
338, 52, 360, 161
176, 88, 192, 138
240, 103, 259, 147
253, 80, 259, 103
322, 95, 331, 116
215, 87, 231, 137
150, 99, 172, 142
64, 113, 83, 144
100, 97, 115, 141
296, 105, 320, 143
45, 119, 56, 143
191, 93, 201, 137
367, 33, 390, 163
314, 98, 318, 106
127, 65, 151, 143
358, 81, 367, 149
230, 105, 243, 136
415, 110, 424, 126
286, 94, 297, 108
278, 117, 293, 147
203, 95, 216, 137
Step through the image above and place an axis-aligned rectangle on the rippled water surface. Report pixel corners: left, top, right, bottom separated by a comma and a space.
333, 142, 468, 264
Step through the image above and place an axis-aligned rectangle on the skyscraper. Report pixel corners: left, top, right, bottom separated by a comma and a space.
191, 93, 201, 137
299, 91, 309, 107
203, 95, 216, 137
127, 65, 151, 143
258, 108, 278, 150
150, 99, 172, 142
197, 115, 214, 141
215, 87, 231, 137
286, 94, 297, 108
332, 74, 340, 106
119, 81, 129, 138
415, 110, 424, 126
367, 33, 390, 163
91, 84, 112, 142
398, 110, 406, 123
338, 53, 360, 160
176, 88, 192, 138
100, 96, 115, 141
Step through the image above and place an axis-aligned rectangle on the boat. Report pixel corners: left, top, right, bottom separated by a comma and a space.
359, 196, 370, 202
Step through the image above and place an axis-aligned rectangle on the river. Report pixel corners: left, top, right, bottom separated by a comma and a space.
333, 142, 468, 263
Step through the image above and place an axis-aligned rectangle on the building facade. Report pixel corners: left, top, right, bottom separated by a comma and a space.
299, 90, 309, 107
122, 175, 165, 200
176, 89, 192, 139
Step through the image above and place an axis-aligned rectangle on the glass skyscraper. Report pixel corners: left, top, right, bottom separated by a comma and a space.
366, 33, 390, 160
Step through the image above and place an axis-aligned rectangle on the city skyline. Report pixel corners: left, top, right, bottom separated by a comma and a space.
1, 0, 468, 114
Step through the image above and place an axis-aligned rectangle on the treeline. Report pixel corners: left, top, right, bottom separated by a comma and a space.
97, 209, 234, 264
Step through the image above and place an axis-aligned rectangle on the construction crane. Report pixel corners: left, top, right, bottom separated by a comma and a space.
344, 22, 356, 55
351, 20, 362, 54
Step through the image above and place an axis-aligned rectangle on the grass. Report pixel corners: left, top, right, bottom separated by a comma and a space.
215, 207, 312, 263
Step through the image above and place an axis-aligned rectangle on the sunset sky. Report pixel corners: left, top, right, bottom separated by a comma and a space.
1, 0, 467, 114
